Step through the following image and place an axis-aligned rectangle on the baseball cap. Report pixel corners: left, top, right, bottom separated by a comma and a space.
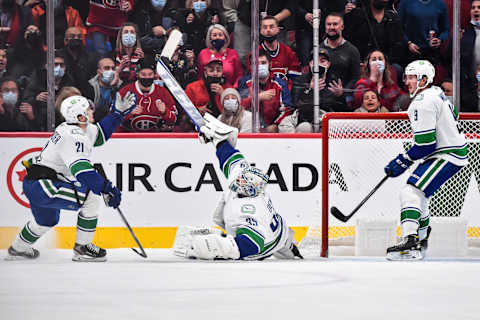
309, 48, 330, 62
206, 56, 223, 66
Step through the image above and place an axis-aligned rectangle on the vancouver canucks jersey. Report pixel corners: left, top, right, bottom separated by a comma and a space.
36, 122, 106, 181
408, 86, 468, 166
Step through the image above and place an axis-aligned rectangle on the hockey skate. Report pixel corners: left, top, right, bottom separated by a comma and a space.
5, 245, 39, 260
386, 234, 424, 261
72, 243, 107, 262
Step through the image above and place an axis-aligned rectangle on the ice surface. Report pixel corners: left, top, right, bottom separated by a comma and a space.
1, 249, 479, 320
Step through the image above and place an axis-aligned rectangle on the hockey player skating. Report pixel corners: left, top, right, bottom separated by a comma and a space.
384, 60, 468, 260
173, 114, 303, 260
6, 93, 137, 261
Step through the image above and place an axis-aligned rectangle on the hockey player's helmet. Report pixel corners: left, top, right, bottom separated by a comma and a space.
61, 95, 91, 124
404, 60, 435, 97
229, 164, 269, 197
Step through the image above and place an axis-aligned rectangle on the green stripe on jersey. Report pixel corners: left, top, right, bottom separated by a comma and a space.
419, 216, 430, 228
414, 131, 436, 144
236, 227, 264, 252
94, 123, 106, 147
70, 160, 94, 177
432, 145, 469, 158
401, 209, 421, 222
223, 153, 245, 178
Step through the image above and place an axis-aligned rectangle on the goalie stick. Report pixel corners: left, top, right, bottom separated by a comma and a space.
157, 30, 205, 130
330, 175, 389, 223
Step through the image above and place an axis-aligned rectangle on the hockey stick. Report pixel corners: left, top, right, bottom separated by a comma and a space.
330, 175, 390, 223
115, 206, 148, 258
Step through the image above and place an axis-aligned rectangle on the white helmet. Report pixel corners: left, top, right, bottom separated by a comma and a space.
60, 95, 90, 124
229, 164, 269, 197
404, 60, 435, 97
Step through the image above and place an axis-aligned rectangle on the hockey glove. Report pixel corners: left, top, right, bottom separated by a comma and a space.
102, 181, 122, 208
112, 91, 137, 117
384, 154, 413, 177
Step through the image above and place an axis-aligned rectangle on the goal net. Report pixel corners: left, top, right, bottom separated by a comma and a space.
299, 113, 480, 258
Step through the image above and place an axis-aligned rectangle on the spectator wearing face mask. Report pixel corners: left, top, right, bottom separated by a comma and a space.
246, 16, 301, 87
197, 24, 242, 86
31, 0, 86, 50
353, 50, 405, 111
0, 0, 33, 47
0, 77, 36, 131
117, 59, 178, 132
23, 49, 74, 131
176, 0, 225, 55
115, 22, 144, 85
439, 78, 453, 104
85, 58, 123, 122
218, 87, 252, 132
8, 24, 45, 81
129, 0, 179, 36
237, 49, 292, 133
86, 0, 135, 59
63, 27, 99, 97
185, 56, 232, 117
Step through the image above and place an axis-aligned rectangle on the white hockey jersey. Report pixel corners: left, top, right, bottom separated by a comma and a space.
408, 86, 468, 167
35, 122, 105, 180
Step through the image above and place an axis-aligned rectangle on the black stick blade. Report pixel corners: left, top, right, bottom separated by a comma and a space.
132, 248, 148, 258
330, 206, 350, 223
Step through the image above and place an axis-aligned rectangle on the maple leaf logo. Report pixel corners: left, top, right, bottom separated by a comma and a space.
16, 169, 27, 195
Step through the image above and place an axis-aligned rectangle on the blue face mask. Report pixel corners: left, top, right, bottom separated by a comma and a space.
211, 39, 225, 51
193, 1, 207, 13
122, 33, 137, 47
2, 91, 18, 106
371, 60, 385, 74
477, 72, 480, 82
471, 20, 480, 28
152, 0, 166, 9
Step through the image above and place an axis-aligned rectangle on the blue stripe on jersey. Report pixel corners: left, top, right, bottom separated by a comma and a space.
98, 112, 123, 141
421, 162, 462, 198
235, 234, 260, 258
407, 143, 436, 160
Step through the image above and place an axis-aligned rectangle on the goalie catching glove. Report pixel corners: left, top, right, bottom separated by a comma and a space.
384, 154, 413, 177
199, 113, 238, 147
112, 91, 137, 117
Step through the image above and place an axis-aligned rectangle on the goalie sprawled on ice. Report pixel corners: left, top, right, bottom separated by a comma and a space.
173, 114, 303, 261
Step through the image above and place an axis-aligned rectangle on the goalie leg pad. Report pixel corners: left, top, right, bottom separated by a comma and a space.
200, 113, 239, 147
178, 233, 240, 260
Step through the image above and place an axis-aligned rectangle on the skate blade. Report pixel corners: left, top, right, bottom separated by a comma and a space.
72, 254, 107, 262
386, 250, 424, 261
4, 254, 37, 261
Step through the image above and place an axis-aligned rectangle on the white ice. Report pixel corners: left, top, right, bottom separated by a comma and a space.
1, 249, 479, 320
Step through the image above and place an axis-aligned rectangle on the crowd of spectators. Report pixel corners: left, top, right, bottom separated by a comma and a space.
0, 0, 479, 133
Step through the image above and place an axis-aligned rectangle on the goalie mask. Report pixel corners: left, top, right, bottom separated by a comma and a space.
229, 164, 269, 197
60, 95, 91, 124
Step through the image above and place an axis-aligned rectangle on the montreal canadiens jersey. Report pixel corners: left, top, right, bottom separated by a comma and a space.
408, 86, 468, 166
36, 122, 105, 181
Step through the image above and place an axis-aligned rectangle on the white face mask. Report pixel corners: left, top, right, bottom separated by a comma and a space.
122, 33, 137, 47
258, 64, 269, 79
471, 19, 480, 28
54, 65, 65, 78
223, 98, 239, 112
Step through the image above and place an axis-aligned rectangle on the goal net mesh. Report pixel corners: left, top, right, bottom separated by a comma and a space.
299, 115, 480, 257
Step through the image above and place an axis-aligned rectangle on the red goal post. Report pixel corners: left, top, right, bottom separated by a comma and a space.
319, 113, 480, 258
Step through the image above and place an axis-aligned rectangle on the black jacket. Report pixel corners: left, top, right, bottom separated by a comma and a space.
344, 4, 406, 64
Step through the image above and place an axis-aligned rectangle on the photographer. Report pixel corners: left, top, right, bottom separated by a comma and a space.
291, 49, 348, 132
185, 56, 231, 117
